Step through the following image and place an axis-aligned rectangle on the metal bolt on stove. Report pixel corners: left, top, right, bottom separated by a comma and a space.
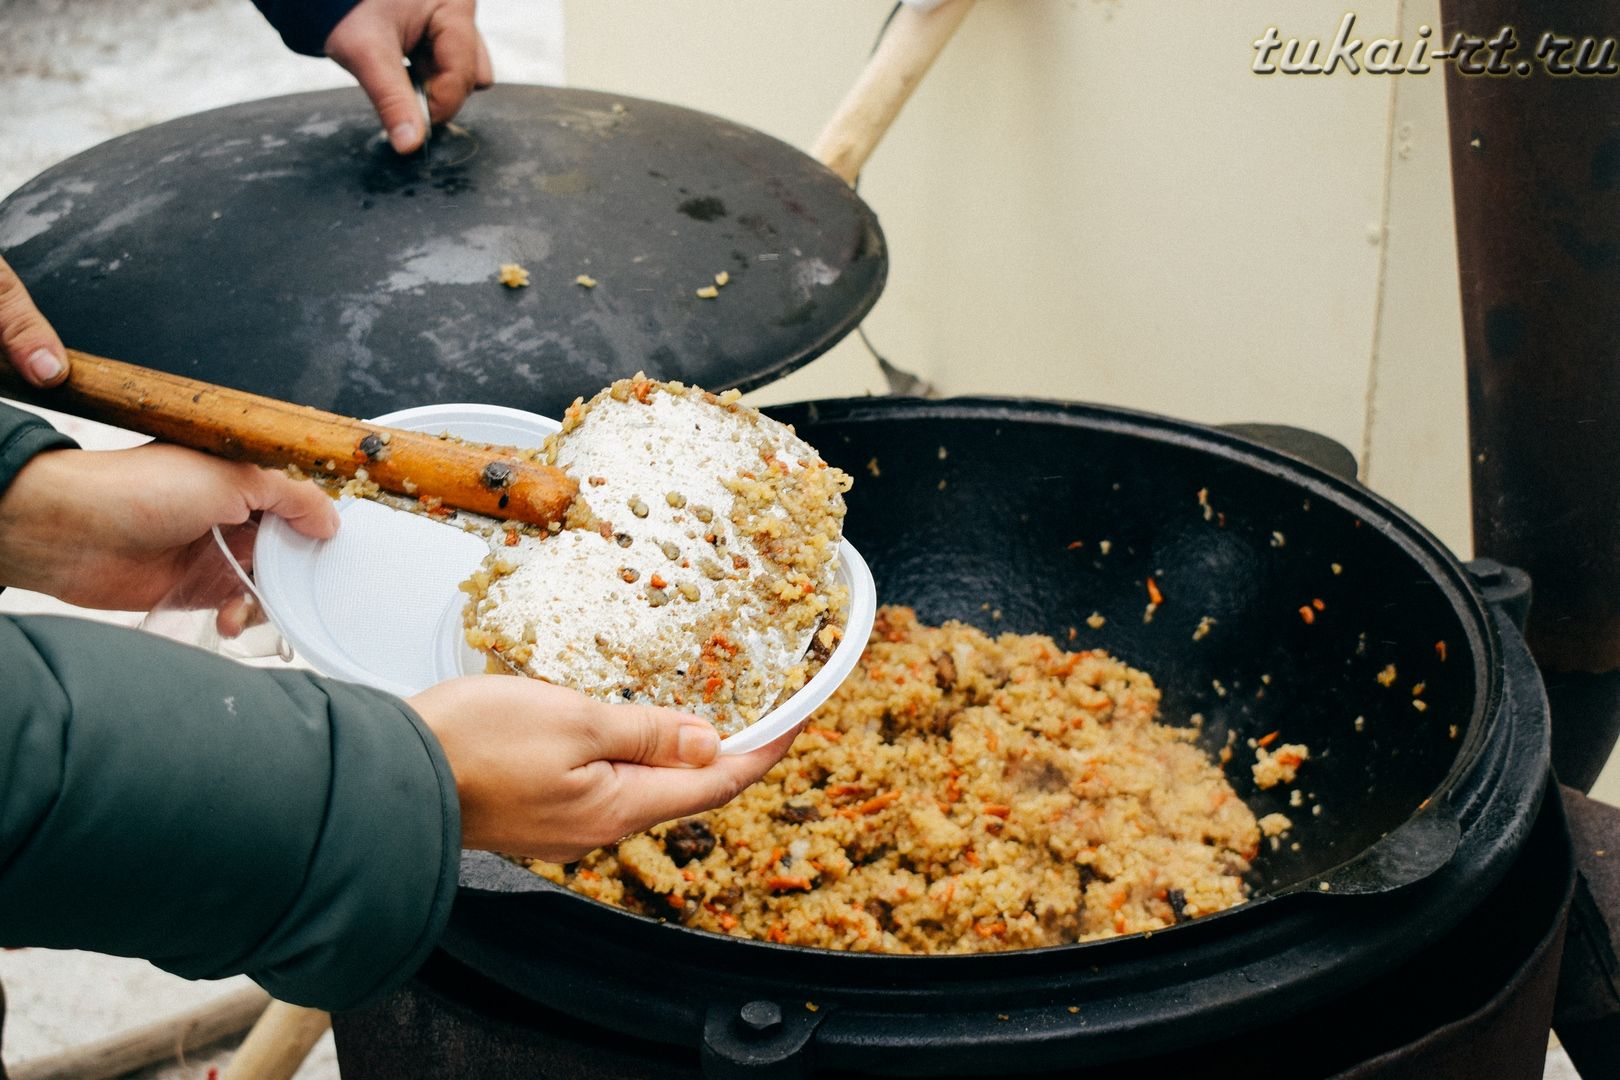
736, 1000, 781, 1036
702, 999, 822, 1079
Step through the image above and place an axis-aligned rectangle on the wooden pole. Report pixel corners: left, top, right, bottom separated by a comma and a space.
219, 1002, 332, 1080
7, 987, 270, 1080
810, 0, 977, 184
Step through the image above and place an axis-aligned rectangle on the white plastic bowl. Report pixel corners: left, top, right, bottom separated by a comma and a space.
254, 403, 875, 753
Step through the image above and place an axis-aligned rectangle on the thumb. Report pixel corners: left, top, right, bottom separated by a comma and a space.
240, 465, 341, 540
583, 702, 720, 768
0, 255, 68, 387
329, 34, 426, 153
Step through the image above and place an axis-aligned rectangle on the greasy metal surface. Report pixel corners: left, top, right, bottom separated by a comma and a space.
1442, 0, 1620, 784
0, 85, 886, 418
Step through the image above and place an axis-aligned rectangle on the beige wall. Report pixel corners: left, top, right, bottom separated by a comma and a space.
564, 0, 1472, 556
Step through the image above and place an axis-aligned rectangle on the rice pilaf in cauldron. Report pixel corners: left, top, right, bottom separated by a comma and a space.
529, 605, 1269, 951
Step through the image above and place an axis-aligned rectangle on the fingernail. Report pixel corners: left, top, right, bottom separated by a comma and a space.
677, 724, 719, 766
390, 122, 419, 151
25, 348, 64, 384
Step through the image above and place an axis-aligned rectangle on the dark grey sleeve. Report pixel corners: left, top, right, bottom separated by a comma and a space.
249, 0, 363, 56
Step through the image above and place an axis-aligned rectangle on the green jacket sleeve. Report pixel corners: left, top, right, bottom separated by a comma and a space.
0, 614, 461, 1011
0, 402, 76, 499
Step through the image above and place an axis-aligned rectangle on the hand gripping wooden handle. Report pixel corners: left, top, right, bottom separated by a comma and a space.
0, 350, 577, 528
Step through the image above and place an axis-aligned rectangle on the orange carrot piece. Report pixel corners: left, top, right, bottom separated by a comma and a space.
858, 790, 903, 815
766, 875, 814, 892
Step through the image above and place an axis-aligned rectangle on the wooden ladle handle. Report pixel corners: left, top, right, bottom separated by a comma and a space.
0, 350, 577, 528
810, 0, 977, 184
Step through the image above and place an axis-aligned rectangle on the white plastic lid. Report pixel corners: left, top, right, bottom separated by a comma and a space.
254, 402, 875, 753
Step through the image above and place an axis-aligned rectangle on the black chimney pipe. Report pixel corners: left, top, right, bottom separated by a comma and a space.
1440, 0, 1620, 794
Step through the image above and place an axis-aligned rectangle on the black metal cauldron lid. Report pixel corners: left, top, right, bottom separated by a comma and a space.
0, 85, 886, 418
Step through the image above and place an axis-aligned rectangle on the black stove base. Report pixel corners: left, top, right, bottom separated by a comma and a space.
334, 787, 1574, 1079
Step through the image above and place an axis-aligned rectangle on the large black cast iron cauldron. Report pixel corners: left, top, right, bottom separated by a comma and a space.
440, 397, 1550, 1077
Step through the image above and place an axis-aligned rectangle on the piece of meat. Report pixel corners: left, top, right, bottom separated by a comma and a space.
663, 817, 717, 864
